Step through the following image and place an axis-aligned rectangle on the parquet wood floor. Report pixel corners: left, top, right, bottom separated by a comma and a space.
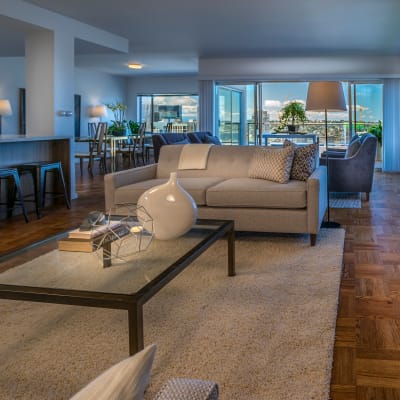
331, 171, 400, 400
1, 167, 399, 399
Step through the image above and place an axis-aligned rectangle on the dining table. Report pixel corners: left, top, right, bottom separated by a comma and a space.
75, 135, 134, 173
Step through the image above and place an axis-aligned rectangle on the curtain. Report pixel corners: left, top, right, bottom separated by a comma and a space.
198, 80, 215, 133
383, 79, 400, 172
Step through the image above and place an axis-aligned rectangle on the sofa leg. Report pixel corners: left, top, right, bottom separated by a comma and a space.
310, 234, 316, 246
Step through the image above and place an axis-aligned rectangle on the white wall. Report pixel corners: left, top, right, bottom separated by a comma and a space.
127, 75, 199, 120
75, 68, 128, 136
0, 57, 25, 135
0, 59, 129, 137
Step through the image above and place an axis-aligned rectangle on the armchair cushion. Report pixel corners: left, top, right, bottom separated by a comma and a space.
344, 138, 362, 158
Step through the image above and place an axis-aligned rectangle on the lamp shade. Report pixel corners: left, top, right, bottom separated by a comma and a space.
306, 82, 346, 112
0, 99, 12, 116
88, 105, 107, 118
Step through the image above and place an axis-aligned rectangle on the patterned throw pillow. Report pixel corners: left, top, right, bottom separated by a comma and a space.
283, 140, 319, 181
248, 145, 295, 183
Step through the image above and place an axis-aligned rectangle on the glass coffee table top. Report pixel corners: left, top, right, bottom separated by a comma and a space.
0, 219, 234, 295
0, 218, 235, 355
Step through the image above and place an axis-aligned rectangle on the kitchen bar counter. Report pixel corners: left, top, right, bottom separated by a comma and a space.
0, 135, 75, 214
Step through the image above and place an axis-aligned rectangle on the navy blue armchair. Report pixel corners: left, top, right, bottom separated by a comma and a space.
320, 133, 377, 201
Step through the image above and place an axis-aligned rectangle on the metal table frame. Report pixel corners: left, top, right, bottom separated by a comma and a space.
0, 219, 235, 355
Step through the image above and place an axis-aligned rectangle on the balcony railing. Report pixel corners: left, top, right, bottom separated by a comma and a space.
219, 121, 378, 146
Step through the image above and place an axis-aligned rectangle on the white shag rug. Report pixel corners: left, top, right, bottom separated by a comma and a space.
0, 228, 344, 400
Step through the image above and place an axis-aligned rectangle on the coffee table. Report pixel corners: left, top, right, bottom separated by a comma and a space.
0, 219, 235, 355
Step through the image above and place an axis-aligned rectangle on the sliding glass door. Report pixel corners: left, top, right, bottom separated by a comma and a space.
216, 86, 243, 145
137, 94, 199, 133
215, 81, 383, 149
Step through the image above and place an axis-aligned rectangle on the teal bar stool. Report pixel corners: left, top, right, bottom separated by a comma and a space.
13, 161, 71, 219
0, 168, 29, 223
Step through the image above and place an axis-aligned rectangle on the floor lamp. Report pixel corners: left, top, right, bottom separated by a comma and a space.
306, 82, 347, 228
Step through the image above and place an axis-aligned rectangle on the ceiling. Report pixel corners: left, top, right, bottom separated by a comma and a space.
3, 0, 400, 76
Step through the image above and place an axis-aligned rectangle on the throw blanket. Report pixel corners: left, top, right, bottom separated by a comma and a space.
178, 144, 213, 170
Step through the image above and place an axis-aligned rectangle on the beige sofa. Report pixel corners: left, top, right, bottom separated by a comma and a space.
104, 145, 328, 245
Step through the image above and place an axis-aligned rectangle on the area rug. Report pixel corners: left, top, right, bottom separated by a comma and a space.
329, 192, 361, 208
0, 228, 345, 400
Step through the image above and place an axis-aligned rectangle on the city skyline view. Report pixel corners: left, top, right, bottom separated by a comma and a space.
258, 82, 383, 123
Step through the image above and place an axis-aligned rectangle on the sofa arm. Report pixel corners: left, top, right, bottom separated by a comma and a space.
104, 164, 157, 210
307, 166, 328, 235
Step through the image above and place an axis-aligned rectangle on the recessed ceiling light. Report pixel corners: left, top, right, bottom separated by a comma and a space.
128, 63, 143, 70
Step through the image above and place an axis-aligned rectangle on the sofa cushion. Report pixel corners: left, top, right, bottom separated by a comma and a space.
187, 132, 221, 145
114, 178, 168, 205
203, 135, 222, 145
283, 140, 319, 181
206, 178, 307, 209
186, 132, 202, 143
163, 133, 190, 144
174, 138, 191, 145
115, 177, 225, 206
177, 177, 226, 205
248, 146, 295, 183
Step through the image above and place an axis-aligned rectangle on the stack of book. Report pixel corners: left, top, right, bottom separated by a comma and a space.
58, 221, 121, 252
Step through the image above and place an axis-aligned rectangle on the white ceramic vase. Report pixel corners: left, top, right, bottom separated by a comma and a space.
137, 172, 197, 240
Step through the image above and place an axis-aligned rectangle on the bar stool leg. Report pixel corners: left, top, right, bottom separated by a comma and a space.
56, 165, 71, 209
13, 172, 29, 223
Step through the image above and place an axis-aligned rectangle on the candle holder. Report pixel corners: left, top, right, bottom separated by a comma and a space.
93, 203, 153, 265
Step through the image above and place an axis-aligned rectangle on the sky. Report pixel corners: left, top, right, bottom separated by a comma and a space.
245, 82, 383, 122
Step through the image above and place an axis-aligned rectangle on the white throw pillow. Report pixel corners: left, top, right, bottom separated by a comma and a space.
70, 344, 157, 400
248, 145, 295, 183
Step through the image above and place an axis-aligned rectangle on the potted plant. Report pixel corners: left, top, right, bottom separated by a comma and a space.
277, 101, 308, 132
368, 120, 382, 161
368, 120, 382, 145
128, 120, 140, 135
106, 102, 128, 136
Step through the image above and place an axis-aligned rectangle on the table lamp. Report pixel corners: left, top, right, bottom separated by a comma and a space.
306, 81, 346, 228
0, 99, 12, 134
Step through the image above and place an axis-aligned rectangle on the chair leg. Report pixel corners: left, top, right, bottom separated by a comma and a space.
79, 158, 83, 177
29, 168, 41, 219
13, 174, 29, 223
40, 167, 47, 208
365, 192, 370, 202
88, 156, 94, 177
57, 166, 71, 209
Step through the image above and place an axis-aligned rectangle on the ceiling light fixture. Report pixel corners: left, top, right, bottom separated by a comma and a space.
128, 63, 143, 70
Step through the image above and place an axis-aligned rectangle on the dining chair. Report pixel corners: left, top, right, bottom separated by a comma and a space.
75, 122, 108, 176
132, 123, 148, 167
88, 122, 97, 138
